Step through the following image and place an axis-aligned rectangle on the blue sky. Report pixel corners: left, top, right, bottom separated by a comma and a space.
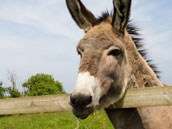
0, 0, 171, 93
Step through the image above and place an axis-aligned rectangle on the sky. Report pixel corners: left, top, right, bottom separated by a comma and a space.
0, 0, 171, 93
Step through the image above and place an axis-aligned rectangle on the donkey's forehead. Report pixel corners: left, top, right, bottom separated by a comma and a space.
77, 23, 124, 50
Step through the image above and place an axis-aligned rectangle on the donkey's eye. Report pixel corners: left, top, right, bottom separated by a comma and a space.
108, 49, 121, 56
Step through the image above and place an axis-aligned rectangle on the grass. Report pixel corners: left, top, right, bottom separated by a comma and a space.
0, 111, 114, 129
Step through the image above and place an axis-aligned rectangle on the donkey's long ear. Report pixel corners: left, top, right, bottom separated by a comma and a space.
112, 0, 131, 34
66, 0, 97, 32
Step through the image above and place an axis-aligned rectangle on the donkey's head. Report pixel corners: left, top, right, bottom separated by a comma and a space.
67, 0, 132, 119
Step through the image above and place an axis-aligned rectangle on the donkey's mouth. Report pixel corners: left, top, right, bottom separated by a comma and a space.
72, 106, 94, 119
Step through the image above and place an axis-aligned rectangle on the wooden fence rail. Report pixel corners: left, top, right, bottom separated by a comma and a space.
0, 86, 172, 115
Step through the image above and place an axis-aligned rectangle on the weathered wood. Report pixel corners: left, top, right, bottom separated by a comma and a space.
109, 86, 172, 109
0, 94, 72, 115
0, 86, 171, 115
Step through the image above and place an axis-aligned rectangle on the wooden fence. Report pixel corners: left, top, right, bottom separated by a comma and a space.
0, 86, 172, 115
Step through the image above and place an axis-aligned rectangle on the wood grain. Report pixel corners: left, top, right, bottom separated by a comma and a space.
0, 86, 172, 115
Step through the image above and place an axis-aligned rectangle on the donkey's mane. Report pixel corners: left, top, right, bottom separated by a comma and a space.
96, 11, 160, 78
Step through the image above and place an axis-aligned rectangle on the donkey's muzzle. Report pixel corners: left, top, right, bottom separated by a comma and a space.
70, 94, 93, 119
70, 94, 92, 107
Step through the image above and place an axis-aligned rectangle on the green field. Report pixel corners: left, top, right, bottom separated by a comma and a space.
0, 111, 114, 129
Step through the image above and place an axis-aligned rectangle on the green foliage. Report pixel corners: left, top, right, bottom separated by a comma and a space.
22, 73, 65, 96
0, 81, 5, 99
0, 111, 114, 129
6, 87, 21, 98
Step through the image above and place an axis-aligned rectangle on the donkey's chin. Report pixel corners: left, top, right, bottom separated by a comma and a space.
72, 106, 94, 119
97, 85, 127, 109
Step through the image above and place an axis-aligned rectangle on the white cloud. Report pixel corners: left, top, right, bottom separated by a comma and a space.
0, 0, 84, 40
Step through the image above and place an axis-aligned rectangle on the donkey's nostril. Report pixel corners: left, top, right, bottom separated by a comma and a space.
84, 96, 92, 106
70, 95, 77, 105
70, 94, 92, 107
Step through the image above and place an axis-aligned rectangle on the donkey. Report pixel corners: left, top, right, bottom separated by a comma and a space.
66, 0, 172, 129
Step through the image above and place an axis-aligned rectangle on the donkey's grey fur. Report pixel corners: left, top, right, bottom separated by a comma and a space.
66, 0, 172, 128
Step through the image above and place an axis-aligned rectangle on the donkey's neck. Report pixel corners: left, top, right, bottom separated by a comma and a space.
105, 29, 165, 129
106, 32, 170, 129
124, 32, 162, 88
105, 108, 145, 129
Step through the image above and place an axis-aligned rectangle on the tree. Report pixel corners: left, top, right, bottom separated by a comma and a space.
6, 71, 21, 98
0, 81, 5, 99
6, 87, 21, 98
8, 71, 17, 90
22, 73, 65, 96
